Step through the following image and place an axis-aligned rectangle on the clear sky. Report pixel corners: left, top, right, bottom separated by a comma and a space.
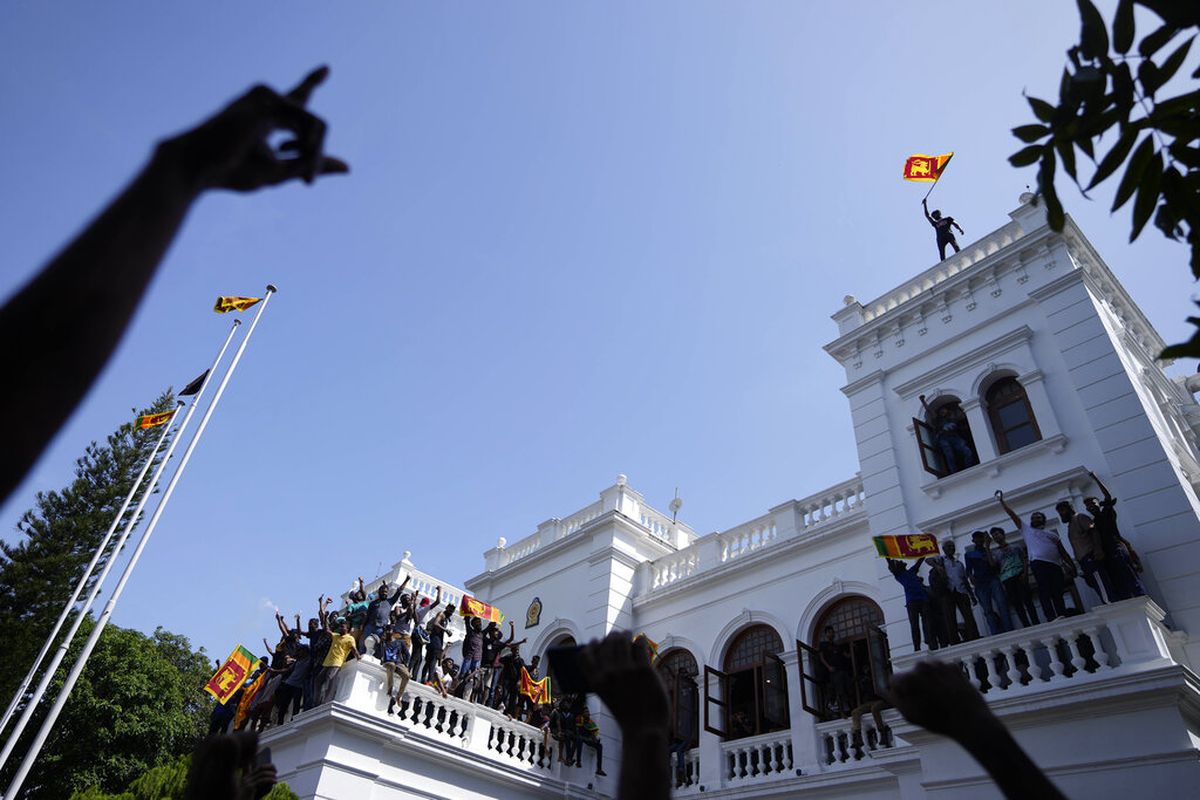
1, 2, 1193, 659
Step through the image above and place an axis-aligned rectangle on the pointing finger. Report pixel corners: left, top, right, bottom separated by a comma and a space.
286, 65, 330, 106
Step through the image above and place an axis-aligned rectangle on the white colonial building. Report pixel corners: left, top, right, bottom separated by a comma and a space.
263, 195, 1200, 799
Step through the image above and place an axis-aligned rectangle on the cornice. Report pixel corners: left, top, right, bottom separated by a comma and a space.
892, 325, 1034, 400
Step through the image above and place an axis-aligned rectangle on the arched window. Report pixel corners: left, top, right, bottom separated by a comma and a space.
797, 597, 890, 720
704, 624, 789, 740
986, 377, 1041, 454
913, 395, 979, 478
656, 650, 699, 751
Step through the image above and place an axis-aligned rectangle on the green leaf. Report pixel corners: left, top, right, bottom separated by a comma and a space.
1087, 127, 1139, 189
1139, 24, 1176, 58
1078, 136, 1095, 160
1038, 148, 1066, 231
1113, 0, 1135, 54
1139, 58, 1162, 97
1130, 150, 1163, 241
1056, 137, 1079, 184
1154, 35, 1196, 91
1026, 95, 1057, 123
1111, 136, 1154, 211
1010, 144, 1045, 167
1013, 124, 1051, 143
1169, 144, 1200, 169
1078, 0, 1110, 60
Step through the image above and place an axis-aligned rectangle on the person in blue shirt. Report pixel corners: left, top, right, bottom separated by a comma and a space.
964, 531, 1013, 635
887, 558, 939, 652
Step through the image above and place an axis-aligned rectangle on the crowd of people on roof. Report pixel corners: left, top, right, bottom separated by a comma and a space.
207, 575, 607, 776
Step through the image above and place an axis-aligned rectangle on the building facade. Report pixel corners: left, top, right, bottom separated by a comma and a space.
263, 195, 1200, 798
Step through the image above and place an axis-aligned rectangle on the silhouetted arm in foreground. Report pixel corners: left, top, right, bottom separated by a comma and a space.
889, 660, 1068, 800
0, 66, 348, 504
580, 631, 671, 800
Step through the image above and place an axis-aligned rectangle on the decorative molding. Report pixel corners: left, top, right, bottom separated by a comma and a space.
920, 435, 1069, 499
893, 326, 1034, 400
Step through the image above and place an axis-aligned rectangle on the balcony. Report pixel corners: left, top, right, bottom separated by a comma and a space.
260, 658, 609, 798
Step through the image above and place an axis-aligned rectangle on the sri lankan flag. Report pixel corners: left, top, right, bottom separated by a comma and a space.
205, 645, 256, 704
519, 667, 552, 706
134, 409, 176, 430
461, 595, 504, 624
213, 296, 262, 314
903, 153, 953, 182
873, 533, 939, 559
634, 633, 659, 663
233, 667, 266, 730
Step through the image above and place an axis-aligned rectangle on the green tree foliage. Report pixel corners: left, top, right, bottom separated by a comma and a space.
67, 753, 300, 800
1009, 0, 1200, 356
0, 390, 177, 707
7, 619, 215, 798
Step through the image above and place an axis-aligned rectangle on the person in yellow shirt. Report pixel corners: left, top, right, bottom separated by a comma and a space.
314, 617, 359, 704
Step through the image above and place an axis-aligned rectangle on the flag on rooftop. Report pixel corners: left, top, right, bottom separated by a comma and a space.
873, 533, 938, 559
134, 409, 176, 430
179, 370, 209, 397
461, 595, 504, 624
903, 152, 953, 183
213, 296, 262, 314
204, 645, 257, 704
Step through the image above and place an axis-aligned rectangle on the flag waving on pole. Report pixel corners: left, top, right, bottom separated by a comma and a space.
213, 296, 262, 314
903, 153, 954, 183
134, 409, 176, 430
179, 370, 209, 397
873, 533, 939, 559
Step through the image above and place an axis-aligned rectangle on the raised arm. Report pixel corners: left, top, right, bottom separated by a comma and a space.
918, 394, 932, 415
908, 557, 926, 574
922, 198, 935, 224
433, 586, 443, 606
0, 66, 347, 505
995, 491, 1022, 528
953, 219, 964, 234
319, 596, 331, 632
387, 575, 411, 605
275, 612, 289, 639
503, 619, 517, 646
292, 613, 302, 637
1088, 470, 1113, 502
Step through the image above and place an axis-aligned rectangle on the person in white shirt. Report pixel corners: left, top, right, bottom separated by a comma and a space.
996, 491, 1077, 622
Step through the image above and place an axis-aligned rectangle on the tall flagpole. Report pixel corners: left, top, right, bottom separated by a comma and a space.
0, 319, 241, 777
0, 407, 177, 738
3, 286, 276, 800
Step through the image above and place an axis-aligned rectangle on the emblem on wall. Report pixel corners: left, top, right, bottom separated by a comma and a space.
525, 596, 542, 629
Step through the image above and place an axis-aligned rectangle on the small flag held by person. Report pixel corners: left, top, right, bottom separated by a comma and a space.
233, 667, 266, 729
519, 666, 552, 705
134, 409, 176, 430
179, 370, 209, 397
903, 152, 954, 183
460, 595, 504, 624
634, 633, 659, 663
205, 645, 257, 704
213, 296, 262, 314
873, 533, 939, 559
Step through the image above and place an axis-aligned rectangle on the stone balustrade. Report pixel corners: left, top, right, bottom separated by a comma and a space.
640, 476, 866, 598
816, 713, 898, 768
720, 729, 794, 785
891, 597, 1182, 698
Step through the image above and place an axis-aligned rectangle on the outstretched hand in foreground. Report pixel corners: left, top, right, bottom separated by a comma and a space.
888, 660, 1067, 800
1, 66, 348, 506
185, 731, 277, 800
578, 631, 670, 800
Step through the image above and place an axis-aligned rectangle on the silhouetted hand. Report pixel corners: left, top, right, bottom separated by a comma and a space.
887, 660, 994, 743
579, 631, 669, 735
162, 66, 349, 193
242, 763, 278, 800
185, 731, 277, 800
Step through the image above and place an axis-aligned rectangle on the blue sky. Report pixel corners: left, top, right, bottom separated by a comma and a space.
1, 2, 1193, 659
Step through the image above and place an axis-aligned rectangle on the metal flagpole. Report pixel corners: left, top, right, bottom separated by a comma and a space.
922, 153, 954, 202
0, 406, 177, 738
2, 286, 276, 800
0, 319, 241, 777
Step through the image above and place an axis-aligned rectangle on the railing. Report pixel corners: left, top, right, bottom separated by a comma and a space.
861, 219, 1024, 322
301, 658, 554, 775
891, 597, 1182, 699
639, 505, 676, 543
816, 713, 898, 767
721, 730, 794, 785
640, 476, 867, 597
796, 476, 865, 530
670, 747, 700, 792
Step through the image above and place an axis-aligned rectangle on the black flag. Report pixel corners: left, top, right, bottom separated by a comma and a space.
179, 370, 209, 397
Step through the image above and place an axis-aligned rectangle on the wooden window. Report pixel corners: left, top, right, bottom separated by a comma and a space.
656, 649, 699, 749
706, 625, 789, 740
913, 416, 947, 478
804, 598, 891, 719
986, 377, 1041, 454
